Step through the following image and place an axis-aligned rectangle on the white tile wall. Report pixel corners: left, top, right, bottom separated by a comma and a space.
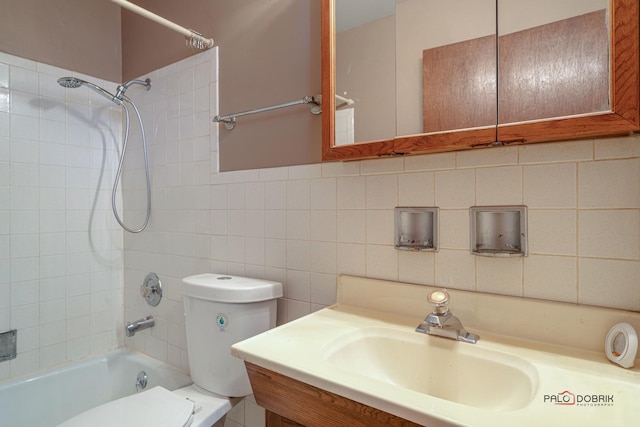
1, 51, 123, 382
206, 136, 640, 321
121, 47, 219, 391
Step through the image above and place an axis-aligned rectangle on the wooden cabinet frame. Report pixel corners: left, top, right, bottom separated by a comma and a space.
246, 363, 422, 427
321, 0, 639, 162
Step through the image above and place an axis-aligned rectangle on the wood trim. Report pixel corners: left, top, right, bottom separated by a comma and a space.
266, 411, 305, 427
496, 111, 638, 144
394, 127, 498, 154
322, 139, 395, 161
246, 363, 422, 427
610, 0, 640, 126
320, 0, 335, 160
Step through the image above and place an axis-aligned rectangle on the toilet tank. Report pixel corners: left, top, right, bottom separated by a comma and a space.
181, 274, 283, 397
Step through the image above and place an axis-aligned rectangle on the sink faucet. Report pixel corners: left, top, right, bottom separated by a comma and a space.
416, 289, 479, 344
125, 315, 154, 337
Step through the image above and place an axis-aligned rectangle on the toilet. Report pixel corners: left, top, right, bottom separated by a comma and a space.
58, 274, 283, 427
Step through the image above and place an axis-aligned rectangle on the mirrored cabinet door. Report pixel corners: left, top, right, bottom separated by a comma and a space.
335, 0, 396, 145
497, 0, 610, 125
497, 0, 640, 143
324, 0, 498, 160
322, 0, 639, 162
399, 0, 496, 136
395, 0, 499, 155
322, 0, 395, 160
335, 0, 498, 141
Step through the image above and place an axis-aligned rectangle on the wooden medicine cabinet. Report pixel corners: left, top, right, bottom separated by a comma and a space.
321, 0, 639, 161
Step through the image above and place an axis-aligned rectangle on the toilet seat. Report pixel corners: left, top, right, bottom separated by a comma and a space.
172, 384, 235, 427
57, 386, 195, 427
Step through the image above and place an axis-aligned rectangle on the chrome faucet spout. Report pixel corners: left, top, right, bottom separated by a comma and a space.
416, 289, 479, 344
125, 315, 155, 337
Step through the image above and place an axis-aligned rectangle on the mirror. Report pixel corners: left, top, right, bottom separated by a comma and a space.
334, 0, 396, 145
497, 0, 610, 124
334, 0, 497, 144
496, 0, 617, 144
322, 0, 639, 161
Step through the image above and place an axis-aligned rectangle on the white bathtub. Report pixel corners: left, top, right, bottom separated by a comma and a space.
0, 349, 192, 427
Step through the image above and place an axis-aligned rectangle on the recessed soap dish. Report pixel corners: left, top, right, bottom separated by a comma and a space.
394, 207, 439, 251
470, 206, 527, 257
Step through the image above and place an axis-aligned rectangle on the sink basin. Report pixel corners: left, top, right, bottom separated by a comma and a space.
323, 327, 538, 411
232, 276, 640, 426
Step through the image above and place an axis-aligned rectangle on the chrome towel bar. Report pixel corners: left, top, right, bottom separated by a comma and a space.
213, 95, 322, 130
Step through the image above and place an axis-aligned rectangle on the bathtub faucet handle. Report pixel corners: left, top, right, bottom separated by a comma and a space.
140, 273, 162, 307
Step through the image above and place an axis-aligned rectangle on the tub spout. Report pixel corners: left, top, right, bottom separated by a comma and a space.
125, 316, 154, 337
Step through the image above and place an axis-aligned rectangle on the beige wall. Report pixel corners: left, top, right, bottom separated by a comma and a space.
0, 0, 122, 82
120, 0, 210, 80
337, 16, 395, 143
122, 0, 322, 172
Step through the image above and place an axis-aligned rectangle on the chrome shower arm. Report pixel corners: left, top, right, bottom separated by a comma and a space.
115, 78, 151, 101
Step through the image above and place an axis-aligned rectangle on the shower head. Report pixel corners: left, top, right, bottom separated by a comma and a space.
57, 77, 83, 89
57, 76, 119, 104
58, 76, 151, 105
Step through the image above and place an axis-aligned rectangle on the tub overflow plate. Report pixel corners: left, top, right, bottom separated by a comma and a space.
136, 371, 148, 391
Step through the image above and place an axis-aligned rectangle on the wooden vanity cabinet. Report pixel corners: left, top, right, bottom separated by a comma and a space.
246, 363, 422, 427
322, 0, 640, 161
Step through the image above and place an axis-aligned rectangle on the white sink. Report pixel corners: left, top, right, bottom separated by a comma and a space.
231, 275, 640, 427
323, 326, 538, 411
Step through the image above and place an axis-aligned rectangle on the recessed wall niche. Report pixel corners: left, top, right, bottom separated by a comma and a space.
394, 207, 439, 251
470, 206, 527, 257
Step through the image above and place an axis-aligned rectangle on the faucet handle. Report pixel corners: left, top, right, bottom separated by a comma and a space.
140, 272, 162, 307
428, 289, 450, 314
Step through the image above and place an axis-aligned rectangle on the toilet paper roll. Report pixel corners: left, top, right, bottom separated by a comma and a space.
605, 322, 638, 369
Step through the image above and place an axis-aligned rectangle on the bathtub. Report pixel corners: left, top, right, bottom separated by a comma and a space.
0, 349, 192, 427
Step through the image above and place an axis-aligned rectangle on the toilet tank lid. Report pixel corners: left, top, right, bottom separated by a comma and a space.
181, 274, 283, 303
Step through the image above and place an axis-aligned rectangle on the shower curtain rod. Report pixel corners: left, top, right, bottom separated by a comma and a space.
110, 0, 214, 50
213, 95, 322, 130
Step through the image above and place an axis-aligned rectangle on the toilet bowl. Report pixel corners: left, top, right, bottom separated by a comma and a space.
58, 274, 283, 427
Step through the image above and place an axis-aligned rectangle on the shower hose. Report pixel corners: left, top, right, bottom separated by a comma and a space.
112, 98, 151, 233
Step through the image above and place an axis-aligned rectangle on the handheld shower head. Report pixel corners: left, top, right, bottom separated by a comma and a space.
58, 76, 152, 105
56, 74, 153, 233
57, 76, 118, 104
57, 77, 83, 89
